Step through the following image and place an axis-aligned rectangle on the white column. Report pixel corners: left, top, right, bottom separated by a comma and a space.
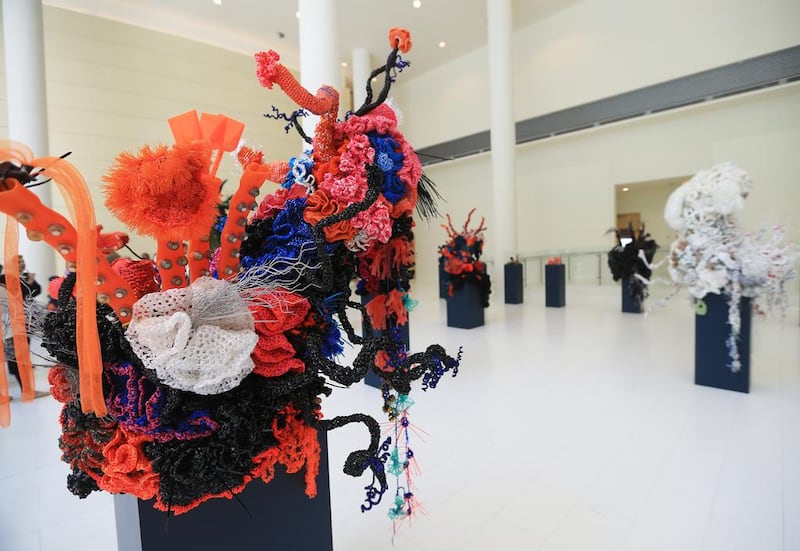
2, 0, 55, 281
351, 47, 371, 111
486, 0, 517, 299
297, 0, 340, 139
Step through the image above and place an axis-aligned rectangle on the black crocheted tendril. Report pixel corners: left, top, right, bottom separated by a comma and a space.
359, 436, 391, 512
354, 46, 401, 117
315, 413, 386, 491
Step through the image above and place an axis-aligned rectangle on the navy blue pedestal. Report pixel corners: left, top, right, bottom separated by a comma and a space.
621, 276, 642, 313
115, 432, 333, 551
695, 294, 751, 393
504, 263, 523, 304
545, 264, 566, 307
438, 258, 448, 299
447, 282, 484, 329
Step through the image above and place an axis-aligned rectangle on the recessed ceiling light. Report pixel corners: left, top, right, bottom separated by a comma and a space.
622, 187, 629, 192
295, 11, 300, 18
213, 0, 222, 5
412, 0, 422, 7
438, 41, 446, 48
341, 61, 348, 68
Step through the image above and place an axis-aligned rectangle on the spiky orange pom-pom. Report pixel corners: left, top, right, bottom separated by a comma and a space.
103, 142, 219, 242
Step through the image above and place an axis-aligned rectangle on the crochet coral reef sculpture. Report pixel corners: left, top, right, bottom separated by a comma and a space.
0, 28, 460, 522
439, 209, 491, 307
664, 162, 796, 370
607, 223, 659, 306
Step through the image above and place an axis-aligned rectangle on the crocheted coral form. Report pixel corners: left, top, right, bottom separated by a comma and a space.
0, 29, 462, 523
126, 277, 258, 395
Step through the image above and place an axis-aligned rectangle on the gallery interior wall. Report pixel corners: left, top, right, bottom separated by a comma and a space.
395, 0, 800, 149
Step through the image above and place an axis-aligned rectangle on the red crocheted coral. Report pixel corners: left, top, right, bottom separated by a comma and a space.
97, 427, 159, 500
48, 365, 74, 404
250, 289, 311, 377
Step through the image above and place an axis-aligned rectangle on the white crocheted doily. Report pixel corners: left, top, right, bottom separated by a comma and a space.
126, 277, 258, 395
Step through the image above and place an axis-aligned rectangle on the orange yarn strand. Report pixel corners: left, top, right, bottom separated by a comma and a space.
34, 155, 107, 416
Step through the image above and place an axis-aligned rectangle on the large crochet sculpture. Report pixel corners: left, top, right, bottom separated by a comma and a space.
439, 209, 491, 307
664, 162, 796, 370
0, 28, 460, 523
607, 222, 658, 306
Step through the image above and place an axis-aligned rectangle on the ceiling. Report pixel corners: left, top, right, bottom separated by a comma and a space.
43, 0, 579, 78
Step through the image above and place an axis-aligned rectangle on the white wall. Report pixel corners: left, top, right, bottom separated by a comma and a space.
412, 84, 800, 285
396, 0, 800, 148
0, 7, 300, 267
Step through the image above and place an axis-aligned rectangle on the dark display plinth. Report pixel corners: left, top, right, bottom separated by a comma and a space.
446, 281, 484, 329
438, 257, 447, 299
504, 263, 523, 304
115, 432, 333, 551
695, 293, 751, 393
545, 264, 566, 307
621, 276, 642, 313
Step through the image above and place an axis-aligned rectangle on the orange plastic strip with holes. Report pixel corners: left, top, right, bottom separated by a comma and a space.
155, 240, 188, 290
3, 220, 35, 401
0, 180, 135, 320
187, 237, 210, 283
215, 164, 273, 280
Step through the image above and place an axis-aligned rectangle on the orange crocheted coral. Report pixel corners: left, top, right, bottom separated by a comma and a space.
388, 28, 412, 53
103, 142, 220, 242
303, 189, 356, 242
250, 405, 321, 498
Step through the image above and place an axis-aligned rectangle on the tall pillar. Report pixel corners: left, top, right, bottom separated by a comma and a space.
486, 0, 517, 298
2, 0, 55, 280
297, 0, 340, 140
351, 47, 371, 111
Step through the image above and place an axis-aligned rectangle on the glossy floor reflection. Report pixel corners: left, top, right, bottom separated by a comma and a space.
1, 282, 798, 551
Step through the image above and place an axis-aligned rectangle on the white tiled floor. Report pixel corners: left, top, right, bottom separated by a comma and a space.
1, 282, 798, 551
